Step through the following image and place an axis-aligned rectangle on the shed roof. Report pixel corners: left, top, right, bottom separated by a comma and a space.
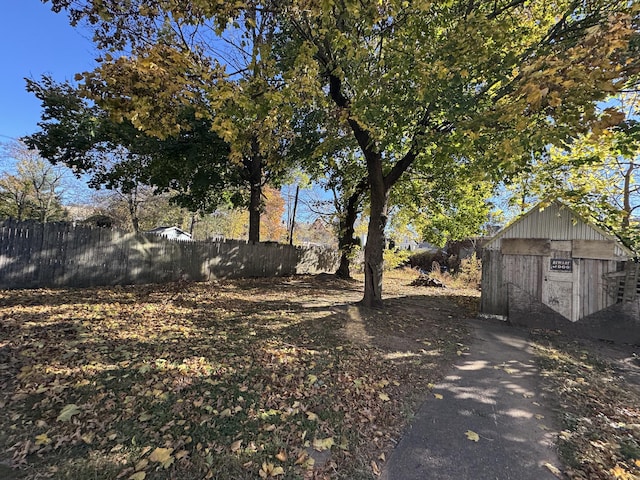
483, 200, 633, 258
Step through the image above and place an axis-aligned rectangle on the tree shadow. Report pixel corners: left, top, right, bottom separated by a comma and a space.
381, 319, 562, 480
0, 283, 481, 478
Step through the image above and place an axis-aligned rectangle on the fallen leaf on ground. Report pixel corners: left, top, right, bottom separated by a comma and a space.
149, 447, 174, 468
35, 433, 51, 446
544, 462, 562, 477
312, 437, 334, 451
259, 462, 284, 478
57, 404, 81, 422
465, 430, 480, 442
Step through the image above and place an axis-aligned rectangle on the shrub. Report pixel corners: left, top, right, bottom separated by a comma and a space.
456, 253, 482, 288
407, 251, 448, 272
413, 254, 482, 290
383, 248, 411, 271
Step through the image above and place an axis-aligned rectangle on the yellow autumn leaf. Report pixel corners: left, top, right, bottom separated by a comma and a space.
378, 393, 390, 401
57, 404, 81, 422
175, 450, 189, 460
294, 451, 315, 469
129, 473, 146, 480
230, 439, 243, 452
611, 465, 630, 478
635, 459, 640, 467
35, 433, 51, 446
544, 463, 561, 476
259, 461, 285, 477
312, 437, 334, 451
465, 430, 480, 442
275, 451, 287, 462
307, 374, 318, 385
306, 412, 319, 421
434, 393, 443, 399
149, 447, 174, 468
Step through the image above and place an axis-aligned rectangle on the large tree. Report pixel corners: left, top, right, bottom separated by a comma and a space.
24, 76, 241, 232
504, 96, 640, 249
0, 141, 68, 222
44, 1, 305, 242
279, 0, 638, 305
45, 0, 639, 306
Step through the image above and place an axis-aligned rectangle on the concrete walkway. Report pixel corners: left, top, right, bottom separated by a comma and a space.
381, 319, 563, 480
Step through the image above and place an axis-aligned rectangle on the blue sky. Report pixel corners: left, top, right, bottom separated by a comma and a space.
0, 1, 96, 142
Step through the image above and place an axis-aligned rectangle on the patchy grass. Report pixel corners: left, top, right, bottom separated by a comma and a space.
0, 270, 476, 480
531, 331, 640, 480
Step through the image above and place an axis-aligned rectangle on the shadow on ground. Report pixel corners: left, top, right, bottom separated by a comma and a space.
381, 319, 563, 480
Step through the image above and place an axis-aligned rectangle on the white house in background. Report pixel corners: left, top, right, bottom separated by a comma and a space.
145, 226, 192, 241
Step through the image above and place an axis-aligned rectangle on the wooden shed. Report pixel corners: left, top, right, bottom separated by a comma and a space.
480, 201, 640, 342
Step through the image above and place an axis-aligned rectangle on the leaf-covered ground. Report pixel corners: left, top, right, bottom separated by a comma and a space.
0, 270, 476, 480
532, 331, 640, 480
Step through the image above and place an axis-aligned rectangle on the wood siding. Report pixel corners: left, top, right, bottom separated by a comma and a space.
501, 238, 550, 256
578, 258, 618, 318
573, 240, 617, 260
484, 202, 630, 259
482, 251, 621, 319
480, 249, 508, 316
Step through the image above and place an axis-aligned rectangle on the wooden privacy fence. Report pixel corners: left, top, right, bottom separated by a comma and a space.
0, 220, 340, 289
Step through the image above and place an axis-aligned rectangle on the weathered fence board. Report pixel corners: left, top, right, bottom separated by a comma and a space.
0, 220, 340, 289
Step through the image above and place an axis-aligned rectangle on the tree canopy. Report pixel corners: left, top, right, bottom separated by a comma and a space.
504, 95, 640, 249
0, 141, 68, 222
24, 76, 246, 231
44, 0, 640, 305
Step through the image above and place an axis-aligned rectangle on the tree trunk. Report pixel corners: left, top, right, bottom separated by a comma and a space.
289, 184, 299, 245
361, 158, 389, 308
189, 214, 197, 237
622, 162, 633, 229
327, 72, 416, 306
248, 181, 261, 243
247, 141, 263, 243
335, 187, 364, 279
127, 191, 140, 233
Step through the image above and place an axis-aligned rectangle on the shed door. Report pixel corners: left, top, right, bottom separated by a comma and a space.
542, 255, 580, 321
